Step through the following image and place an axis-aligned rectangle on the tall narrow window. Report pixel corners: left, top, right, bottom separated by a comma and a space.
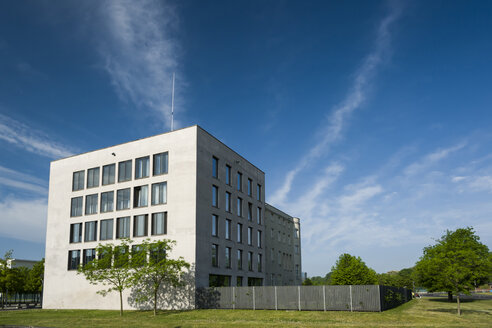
134, 185, 148, 207
248, 227, 252, 245
212, 185, 218, 207
69, 223, 82, 243
211, 244, 218, 267
100, 219, 113, 240
237, 223, 243, 243
68, 250, 80, 270
116, 217, 130, 238
257, 207, 262, 225
151, 182, 167, 205
151, 212, 167, 235
248, 252, 253, 271
116, 188, 131, 210
102, 164, 115, 185
85, 194, 98, 215
212, 215, 218, 237
257, 184, 262, 201
257, 254, 262, 272
257, 230, 262, 248
118, 160, 132, 182
212, 157, 218, 178
237, 249, 243, 270
100, 191, 114, 213
237, 197, 242, 217
237, 172, 242, 191
226, 165, 231, 185
225, 192, 231, 212
72, 171, 84, 191
84, 221, 97, 242
225, 219, 231, 240
135, 156, 150, 179
247, 203, 252, 221
70, 197, 83, 217
83, 249, 96, 266
153, 152, 168, 175
247, 178, 252, 196
133, 215, 148, 237
225, 247, 231, 268
87, 167, 100, 188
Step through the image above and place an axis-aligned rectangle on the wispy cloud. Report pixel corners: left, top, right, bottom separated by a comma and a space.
270, 3, 404, 205
99, 0, 181, 130
0, 114, 74, 159
0, 196, 47, 243
0, 165, 47, 195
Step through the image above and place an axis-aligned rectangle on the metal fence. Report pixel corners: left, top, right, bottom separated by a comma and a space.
196, 285, 411, 312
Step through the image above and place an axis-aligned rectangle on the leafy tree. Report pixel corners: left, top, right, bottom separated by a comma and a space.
26, 259, 44, 294
331, 253, 378, 285
131, 239, 190, 315
302, 278, 313, 286
78, 239, 135, 316
377, 267, 414, 288
0, 250, 13, 304
413, 227, 492, 315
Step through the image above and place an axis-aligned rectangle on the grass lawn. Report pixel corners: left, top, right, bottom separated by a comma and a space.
0, 298, 491, 328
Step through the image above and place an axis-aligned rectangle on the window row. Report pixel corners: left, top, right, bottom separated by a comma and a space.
72, 152, 168, 191
70, 182, 167, 217
212, 187, 262, 224
211, 215, 262, 248
212, 157, 262, 201
69, 212, 167, 243
211, 244, 262, 272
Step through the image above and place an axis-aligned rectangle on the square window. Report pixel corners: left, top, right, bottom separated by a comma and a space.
72, 171, 84, 191
100, 219, 114, 241
70, 197, 83, 217
83, 249, 96, 266
101, 191, 114, 213
116, 217, 130, 238
151, 212, 167, 235
118, 160, 132, 182
87, 167, 100, 188
151, 182, 167, 205
102, 164, 115, 185
153, 152, 168, 176
84, 221, 97, 242
116, 188, 131, 210
135, 156, 150, 179
85, 194, 98, 215
134, 185, 148, 208
133, 214, 148, 237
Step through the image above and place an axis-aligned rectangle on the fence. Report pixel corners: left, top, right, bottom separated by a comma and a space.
196, 285, 411, 312
0, 292, 42, 308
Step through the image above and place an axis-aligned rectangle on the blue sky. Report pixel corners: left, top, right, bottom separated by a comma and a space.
1, 0, 491, 276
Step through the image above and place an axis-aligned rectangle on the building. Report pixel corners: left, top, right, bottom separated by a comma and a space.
43, 125, 301, 310
4, 259, 38, 269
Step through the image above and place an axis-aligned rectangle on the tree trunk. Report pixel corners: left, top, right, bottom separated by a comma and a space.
119, 290, 123, 316
457, 294, 461, 315
154, 288, 157, 316
447, 291, 453, 302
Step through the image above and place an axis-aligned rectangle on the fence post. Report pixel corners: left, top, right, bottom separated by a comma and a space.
275, 286, 278, 311
232, 286, 235, 310
349, 285, 353, 312
252, 286, 255, 310
323, 285, 326, 312
298, 286, 301, 311
377, 285, 381, 312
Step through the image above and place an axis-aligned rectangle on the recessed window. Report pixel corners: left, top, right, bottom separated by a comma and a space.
102, 164, 115, 185
237, 197, 242, 217
114, 246, 129, 267
101, 191, 114, 213
257, 184, 262, 201
225, 219, 231, 240
68, 250, 80, 270
69, 223, 82, 243
225, 247, 231, 268
116, 188, 131, 210
85, 194, 98, 215
237, 249, 243, 270
84, 221, 97, 242
116, 217, 130, 238
133, 214, 148, 237
247, 178, 252, 196
237, 276, 243, 286
248, 227, 252, 245
83, 249, 96, 266
237, 223, 243, 243
247, 203, 252, 221
150, 245, 166, 263
72, 171, 84, 191
225, 192, 231, 212
134, 185, 148, 208
70, 197, 83, 217
237, 172, 242, 191
257, 207, 262, 225
132, 245, 146, 266
151, 212, 167, 235
153, 152, 168, 176
87, 167, 100, 188
295, 245, 299, 254
118, 160, 132, 182
212, 157, 218, 178
151, 182, 167, 205
212, 214, 218, 237
212, 185, 218, 207
248, 252, 253, 271
211, 244, 218, 267
226, 165, 231, 185
135, 156, 150, 179
257, 230, 262, 248
100, 219, 113, 241
257, 254, 262, 272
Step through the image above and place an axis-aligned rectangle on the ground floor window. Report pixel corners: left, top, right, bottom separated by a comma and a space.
247, 277, 263, 286
68, 250, 80, 270
209, 274, 231, 287
236, 276, 243, 286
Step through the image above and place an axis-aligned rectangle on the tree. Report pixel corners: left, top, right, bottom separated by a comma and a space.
302, 278, 313, 286
26, 259, 44, 305
413, 227, 492, 315
131, 239, 190, 315
377, 267, 414, 288
0, 250, 13, 307
331, 253, 378, 285
78, 239, 136, 316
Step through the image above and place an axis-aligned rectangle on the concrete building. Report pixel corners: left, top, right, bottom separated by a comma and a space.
43, 125, 301, 310
4, 259, 38, 269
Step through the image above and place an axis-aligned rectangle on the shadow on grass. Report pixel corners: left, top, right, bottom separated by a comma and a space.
426, 308, 491, 315
134, 309, 192, 317
426, 298, 476, 303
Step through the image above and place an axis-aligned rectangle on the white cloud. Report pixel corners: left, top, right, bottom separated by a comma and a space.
0, 197, 47, 243
99, 0, 181, 130
403, 142, 466, 177
0, 114, 74, 159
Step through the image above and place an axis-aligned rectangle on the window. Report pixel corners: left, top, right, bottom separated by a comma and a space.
212, 185, 218, 207
102, 164, 115, 185
101, 191, 114, 213
237, 223, 242, 243
83, 249, 96, 266
100, 219, 113, 240
134, 185, 148, 207
237, 249, 243, 270
257, 184, 262, 201
271, 248, 275, 262
116, 217, 130, 238
225, 165, 231, 185
69, 223, 82, 243
237, 172, 242, 191
247, 203, 252, 221
212, 215, 218, 237
225, 192, 231, 212
257, 207, 262, 225
295, 245, 299, 254
248, 252, 253, 271
85, 194, 98, 215
237, 197, 242, 217
248, 227, 252, 245
212, 157, 218, 178
116, 188, 131, 210
132, 245, 146, 266
70, 197, 83, 217
153, 152, 168, 176
296, 264, 300, 278
87, 167, 100, 188
151, 212, 167, 235
68, 250, 80, 270
237, 276, 243, 286
225, 219, 231, 240
151, 182, 167, 205
211, 244, 218, 267
278, 251, 281, 265
295, 228, 300, 239
271, 228, 274, 238
278, 231, 281, 242
257, 230, 262, 248
257, 254, 262, 272
135, 156, 150, 179
114, 246, 129, 267
133, 214, 148, 237
248, 178, 252, 196
84, 221, 97, 242
72, 170, 84, 191
150, 245, 166, 263
225, 247, 231, 268
118, 160, 132, 182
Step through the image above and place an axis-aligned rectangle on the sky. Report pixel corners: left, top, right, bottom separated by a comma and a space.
0, 0, 491, 276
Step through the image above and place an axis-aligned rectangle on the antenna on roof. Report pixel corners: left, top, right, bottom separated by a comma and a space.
171, 72, 175, 131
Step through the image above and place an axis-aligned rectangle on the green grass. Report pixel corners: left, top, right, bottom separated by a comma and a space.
0, 298, 491, 327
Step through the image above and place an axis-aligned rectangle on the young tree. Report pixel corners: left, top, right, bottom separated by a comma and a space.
132, 239, 190, 315
78, 239, 135, 316
0, 250, 13, 307
413, 227, 492, 315
331, 253, 378, 285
